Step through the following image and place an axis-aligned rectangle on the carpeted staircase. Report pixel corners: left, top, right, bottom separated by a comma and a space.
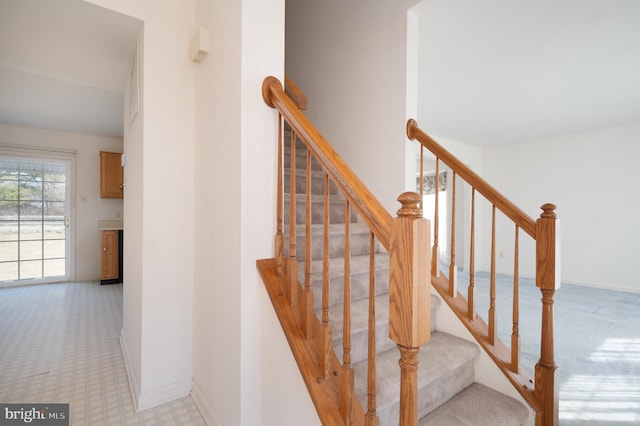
283, 131, 530, 425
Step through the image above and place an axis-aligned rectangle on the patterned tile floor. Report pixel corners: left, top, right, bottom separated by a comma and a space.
0, 282, 206, 426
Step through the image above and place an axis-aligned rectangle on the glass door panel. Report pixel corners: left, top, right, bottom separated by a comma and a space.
0, 156, 69, 283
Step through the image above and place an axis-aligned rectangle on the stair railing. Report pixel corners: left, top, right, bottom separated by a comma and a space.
407, 119, 559, 425
261, 76, 431, 426
260, 75, 559, 425
284, 74, 308, 111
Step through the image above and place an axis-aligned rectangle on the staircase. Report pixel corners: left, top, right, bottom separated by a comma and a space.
258, 76, 560, 426
283, 130, 529, 425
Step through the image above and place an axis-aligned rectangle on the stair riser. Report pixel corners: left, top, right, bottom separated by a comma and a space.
307, 267, 390, 311
283, 128, 309, 149
284, 196, 358, 226
283, 169, 341, 196
285, 229, 375, 261
334, 323, 396, 366
332, 308, 438, 366
284, 148, 324, 172
376, 360, 475, 425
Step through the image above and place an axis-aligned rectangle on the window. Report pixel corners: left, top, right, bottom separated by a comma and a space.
418, 170, 448, 258
0, 157, 70, 283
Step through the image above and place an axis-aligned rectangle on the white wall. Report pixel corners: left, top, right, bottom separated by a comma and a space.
286, 0, 420, 213
85, 0, 196, 411
416, 120, 640, 295
192, 0, 242, 423
192, 0, 319, 425
260, 284, 321, 426
483, 122, 640, 293
72, 1, 332, 424
0, 123, 123, 282
414, 0, 640, 294
239, 0, 287, 424
427, 135, 485, 274
120, 27, 144, 413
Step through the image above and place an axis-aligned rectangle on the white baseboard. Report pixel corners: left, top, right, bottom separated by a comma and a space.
191, 379, 222, 426
72, 274, 100, 283
137, 379, 191, 412
119, 330, 141, 411
120, 330, 193, 412
561, 279, 640, 294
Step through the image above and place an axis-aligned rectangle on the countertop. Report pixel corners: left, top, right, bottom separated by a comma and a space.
98, 220, 123, 230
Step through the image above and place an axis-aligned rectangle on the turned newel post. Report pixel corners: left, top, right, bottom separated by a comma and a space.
535, 203, 560, 426
388, 192, 431, 426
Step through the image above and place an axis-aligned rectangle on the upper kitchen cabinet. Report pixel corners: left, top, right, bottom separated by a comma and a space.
100, 151, 124, 198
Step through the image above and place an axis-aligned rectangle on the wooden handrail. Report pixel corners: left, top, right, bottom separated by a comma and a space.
407, 119, 559, 425
284, 74, 308, 110
406, 119, 536, 238
263, 76, 392, 249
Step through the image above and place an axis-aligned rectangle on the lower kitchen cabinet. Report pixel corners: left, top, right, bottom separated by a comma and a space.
101, 230, 123, 284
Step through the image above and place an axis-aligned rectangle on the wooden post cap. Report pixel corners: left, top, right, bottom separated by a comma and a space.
540, 203, 557, 219
396, 192, 422, 218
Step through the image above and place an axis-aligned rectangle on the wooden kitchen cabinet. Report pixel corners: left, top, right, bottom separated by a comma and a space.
101, 230, 119, 281
100, 151, 124, 198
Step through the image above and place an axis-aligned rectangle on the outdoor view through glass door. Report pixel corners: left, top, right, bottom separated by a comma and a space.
0, 156, 70, 283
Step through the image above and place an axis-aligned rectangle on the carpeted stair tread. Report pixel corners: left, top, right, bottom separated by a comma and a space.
302, 253, 390, 309
286, 223, 382, 261
285, 221, 379, 238
303, 251, 388, 279
325, 294, 395, 365
283, 192, 349, 203
327, 293, 441, 342
418, 383, 529, 425
353, 331, 479, 425
327, 293, 441, 365
281, 132, 532, 423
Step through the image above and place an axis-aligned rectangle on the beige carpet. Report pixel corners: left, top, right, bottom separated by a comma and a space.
466, 270, 640, 425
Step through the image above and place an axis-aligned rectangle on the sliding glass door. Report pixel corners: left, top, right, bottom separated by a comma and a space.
0, 156, 70, 283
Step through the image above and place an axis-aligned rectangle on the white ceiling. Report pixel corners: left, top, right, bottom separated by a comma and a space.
415, 0, 640, 146
0, 1, 638, 145
0, 0, 141, 139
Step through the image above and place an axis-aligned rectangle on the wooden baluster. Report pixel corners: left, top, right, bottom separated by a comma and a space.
287, 128, 298, 307
448, 171, 457, 296
535, 204, 560, 426
341, 200, 353, 423
275, 113, 284, 277
302, 149, 314, 338
432, 159, 440, 278
388, 192, 431, 426
511, 224, 520, 372
419, 146, 424, 211
467, 188, 476, 320
319, 172, 332, 380
365, 232, 379, 426
488, 205, 497, 345
288, 127, 296, 256
398, 347, 419, 426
